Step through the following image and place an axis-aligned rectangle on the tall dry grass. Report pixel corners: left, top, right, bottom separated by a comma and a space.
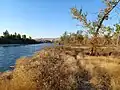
0, 46, 120, 90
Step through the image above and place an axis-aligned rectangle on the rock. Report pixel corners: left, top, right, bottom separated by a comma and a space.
9, 66, 14, 69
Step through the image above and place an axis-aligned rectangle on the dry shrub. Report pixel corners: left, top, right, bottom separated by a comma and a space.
0, 71, 12, 90
0, 46, 93, 90
91, 67, 111, 90
81, 56, 120, 90
1, 47, 120, 90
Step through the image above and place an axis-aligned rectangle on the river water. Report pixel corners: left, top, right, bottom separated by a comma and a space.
0, 43, 53, 72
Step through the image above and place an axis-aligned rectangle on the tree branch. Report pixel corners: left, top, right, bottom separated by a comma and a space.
95, 0, 120, 37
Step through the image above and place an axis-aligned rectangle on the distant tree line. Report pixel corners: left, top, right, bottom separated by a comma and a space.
58, 30, 87, 45
59, 23, 120, 46
0, 30, 39, 44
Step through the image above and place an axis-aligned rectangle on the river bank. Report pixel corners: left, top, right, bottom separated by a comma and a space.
0, 43, 53, 72
0, 46, 120, 90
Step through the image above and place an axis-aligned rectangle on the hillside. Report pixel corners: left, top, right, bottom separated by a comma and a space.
35, 38, 59, 43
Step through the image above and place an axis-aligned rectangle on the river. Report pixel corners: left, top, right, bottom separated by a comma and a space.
0, 43, 53, 72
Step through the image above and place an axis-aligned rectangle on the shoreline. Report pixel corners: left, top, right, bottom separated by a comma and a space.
0, 43, 54, 73
0, 46, 120, 90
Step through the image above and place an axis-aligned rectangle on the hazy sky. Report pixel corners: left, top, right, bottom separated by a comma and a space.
0, 0, 119, 38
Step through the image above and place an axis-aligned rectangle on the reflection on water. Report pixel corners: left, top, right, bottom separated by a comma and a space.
0, 43, 53, 72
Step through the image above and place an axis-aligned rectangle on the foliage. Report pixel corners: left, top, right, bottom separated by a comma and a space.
60, 30, 84, 45
71, 0, 120, 37
70, 0, 120, 55
2, 30, 30, 40
0, 30, 39, 44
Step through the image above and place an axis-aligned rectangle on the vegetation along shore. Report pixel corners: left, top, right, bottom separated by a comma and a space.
0, 30, 53, 44
0, 0, 120, 90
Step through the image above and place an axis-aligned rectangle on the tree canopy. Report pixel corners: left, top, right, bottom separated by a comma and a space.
71, 0, 120, 37
0, 30, 39, 44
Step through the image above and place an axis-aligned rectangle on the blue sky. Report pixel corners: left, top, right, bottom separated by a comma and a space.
0, 0, 119, 38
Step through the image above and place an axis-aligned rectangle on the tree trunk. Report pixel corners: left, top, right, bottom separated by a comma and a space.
117, 34, 120, 47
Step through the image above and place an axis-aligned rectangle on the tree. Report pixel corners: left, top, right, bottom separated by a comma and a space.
114, 24, 120, 46
103, 26, 114, 45
12, 32, 17, 39
3, 30, 9, 38
29, 36, 32, 40
60, 31, 84, 45
15, 32, 17, 38
22, 35, 26, 39
71, 0, 120, 55
71, 0, 120, 37
76, 30, 84, 44
17, 34, 21, 39
60, 31, 71, 44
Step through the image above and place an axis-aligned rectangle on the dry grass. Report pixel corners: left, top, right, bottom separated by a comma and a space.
0, 46, 120, 90
80, 56, 120, 90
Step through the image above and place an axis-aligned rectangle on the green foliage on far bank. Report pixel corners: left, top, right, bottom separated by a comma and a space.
0, 30, 39, 44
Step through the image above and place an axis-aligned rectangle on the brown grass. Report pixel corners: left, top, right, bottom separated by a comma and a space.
81, 56, 120, 90
0, 46, 120, 90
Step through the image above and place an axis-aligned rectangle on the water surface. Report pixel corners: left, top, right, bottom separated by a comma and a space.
0, 43, 53, 72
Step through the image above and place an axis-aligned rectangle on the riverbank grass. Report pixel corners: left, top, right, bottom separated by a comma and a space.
0, 46, 120, 90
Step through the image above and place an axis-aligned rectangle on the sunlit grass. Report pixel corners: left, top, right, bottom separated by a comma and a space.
0, 47, 120, 90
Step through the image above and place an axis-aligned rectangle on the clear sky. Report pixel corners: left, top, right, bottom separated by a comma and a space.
0, 0, 119, 38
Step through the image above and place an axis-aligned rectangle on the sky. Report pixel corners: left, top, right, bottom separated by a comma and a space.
0, 0, 119, 38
